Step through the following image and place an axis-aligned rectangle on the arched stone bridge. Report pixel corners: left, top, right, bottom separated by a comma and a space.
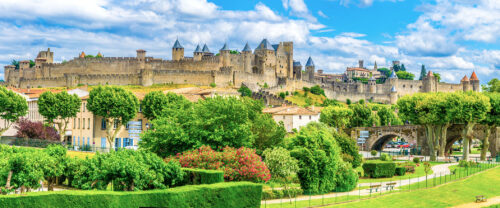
352, 125, 499, 157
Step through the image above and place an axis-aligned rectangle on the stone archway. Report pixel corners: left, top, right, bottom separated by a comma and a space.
367, 132, 415, 151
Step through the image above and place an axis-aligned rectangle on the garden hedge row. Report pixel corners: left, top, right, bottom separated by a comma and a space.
395, 167, 406, 176
362, 162, 396, 178
0, 182, 262, 208
261, 188, 303, 200
181, 168, 224, 185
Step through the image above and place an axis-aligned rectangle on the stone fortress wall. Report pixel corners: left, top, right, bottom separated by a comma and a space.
4, 39, 304, 90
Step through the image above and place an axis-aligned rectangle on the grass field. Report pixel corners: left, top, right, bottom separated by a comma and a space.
285, 90, 327, 106
328, 165, 500, 208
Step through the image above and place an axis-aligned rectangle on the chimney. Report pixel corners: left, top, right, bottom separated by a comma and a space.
359, 60, 364, 68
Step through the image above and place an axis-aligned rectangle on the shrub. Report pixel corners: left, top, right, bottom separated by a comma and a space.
288, 122, 343, 194
0, 182, 262, 208
310, 85, 325, 96
334, 162, 359, 192
334, 133, 362, 168
395, 167, 406, 176
279, 92, 286, 99
15, 118, 59, 141
380, 153, 391, 161
362, 162, 396, 178
262, 147, 298, 181
181, 168, 224, 185
210, 83, 216, 88
285, 91, 289, 96
302, 87, 310, 92
238, 86, 252, 97
262, 188, 303, 200
413, 157, 421, 164
346, 99, 352, 105
458, 160, 477, 168
172, 146, 271, 182
370, 150, 377, 156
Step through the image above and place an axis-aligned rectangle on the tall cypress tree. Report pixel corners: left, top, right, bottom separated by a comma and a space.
419, 65, 427, 80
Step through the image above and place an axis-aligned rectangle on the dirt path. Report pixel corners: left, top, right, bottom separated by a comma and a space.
451, 196, 500, 208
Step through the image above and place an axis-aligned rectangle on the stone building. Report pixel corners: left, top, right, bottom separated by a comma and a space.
4, 39, 309, 89
263, 105, 320, 132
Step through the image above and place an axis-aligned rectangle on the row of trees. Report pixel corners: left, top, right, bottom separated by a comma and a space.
398, 91, 499, 161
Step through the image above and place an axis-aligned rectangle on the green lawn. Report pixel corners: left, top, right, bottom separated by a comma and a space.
356, 161, 442, 183
327, 165, 500, 208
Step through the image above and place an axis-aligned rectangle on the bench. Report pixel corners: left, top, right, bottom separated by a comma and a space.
405, 166, 415, 173
385, 182, 397, 191
369, 185, 381, 193
475, 195, 487, 203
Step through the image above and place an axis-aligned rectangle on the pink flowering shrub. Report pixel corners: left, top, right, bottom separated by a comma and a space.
169, 146, 271, 182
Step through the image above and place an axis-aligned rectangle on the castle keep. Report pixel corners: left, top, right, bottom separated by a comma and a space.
4, 39, 308, 89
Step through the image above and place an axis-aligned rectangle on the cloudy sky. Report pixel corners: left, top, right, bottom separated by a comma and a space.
0, 0, 499, 83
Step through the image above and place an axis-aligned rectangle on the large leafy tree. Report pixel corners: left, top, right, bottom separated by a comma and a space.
251, 113, 286, 155
0, 86, 28, 136
139, 117, 194, 158
320, 106, 353, 132
86, 86, 139, 148
377, 106, 402, 126
349, 103, 380, 127
482, 78, 500, 93
396, 71, 415, 80
42, 145, 67, 191
288, 122, 343, 194
38, 91, 81, 142
447, 91, 490, 160
479, 93, 499, 160
141, 91, 191, 120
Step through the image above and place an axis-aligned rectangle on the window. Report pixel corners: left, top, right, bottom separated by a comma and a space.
114, 119, 118, 129
309, 116, 312, 120
299, 115, 302, 119
101, 138, 106, 148
78, 118, 80, 129
283, 116, 285, 119
83, 103, 85, 112
82, 118, 85, 129
74, 118, 76, 129
88, 118, 91, 129
139, 104, 142, 113
87, 137, 90, 147
101, 118, 106, 130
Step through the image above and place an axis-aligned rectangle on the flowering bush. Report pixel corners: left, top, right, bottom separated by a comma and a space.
15, 118, 59, 141
171, 146, 270, 182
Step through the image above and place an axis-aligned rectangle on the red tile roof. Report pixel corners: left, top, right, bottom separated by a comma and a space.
469, 71, 479, 81
460, 75, 469, 82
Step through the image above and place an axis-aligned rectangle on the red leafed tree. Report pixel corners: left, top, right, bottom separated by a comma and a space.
15, 118, 59, 141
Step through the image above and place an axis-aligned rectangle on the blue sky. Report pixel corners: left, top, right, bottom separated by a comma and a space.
0, 0, 499, 83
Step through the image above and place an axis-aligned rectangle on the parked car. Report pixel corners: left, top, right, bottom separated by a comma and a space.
398, 142, 410, 148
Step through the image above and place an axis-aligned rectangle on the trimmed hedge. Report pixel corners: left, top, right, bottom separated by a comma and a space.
362, 162, 396, 178
395, 167, 406, 176
182, 168, 224, 185
0, 182, 262, 208
262, 188, 303, 200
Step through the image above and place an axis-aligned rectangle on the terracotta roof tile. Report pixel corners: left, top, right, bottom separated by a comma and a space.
263, 106, 319, 116
461, 75, 469, 82
469, 71, 479, 81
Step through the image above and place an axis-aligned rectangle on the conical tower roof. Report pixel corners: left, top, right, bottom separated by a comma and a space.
173, 39, 183, 49
305, 57, 315, 67
389, 70, 398, 79
427, 71, 434, 77
391, 86, 397, 92
461, 75, 469, 82
220, 43, 230, 51
202, 44, 211, 53
194, 45, 202, 53
256, 39, 274, 50
242, 43, 252, 52
469, 71, 479, 81
79, 51, 86, 58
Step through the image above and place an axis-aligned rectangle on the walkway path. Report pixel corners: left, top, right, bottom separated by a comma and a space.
262, 163, 457, 205
452, 196, 500, 208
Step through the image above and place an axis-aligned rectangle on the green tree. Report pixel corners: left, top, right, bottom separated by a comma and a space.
43, 145, 67, 191
251, 114, 286, 155
448, 92, 490, 160
377, 106, 402, 126
238, 85, 252, 97
263, 147, 299, 198
38, 91, 81, 142
139, 117, 194, 158
482, 78, 500, 92
0, 86, 28, 136
310, 85, 325, 96
433, 72, 441, 82
321, 99, 342, 107
86, 86, 139, 148
377, 68, 391, 77
320, 106, 353, 132
349, 103, 380, 127
288, 122, 343, 194
393, 64, 401, 72
419, 65, 427, 80
480, 93, 500, 160
400, 64, 407, 71
396, 71, 415, 80
333, 131, 362, 168
141, 91, 191, 120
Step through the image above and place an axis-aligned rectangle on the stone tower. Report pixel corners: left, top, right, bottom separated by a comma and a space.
136, 49, 146, 61
172, 39, 184, 61
423, 71, 437, 92
368, 76, 377, 93
193, 45, 203, 61
305, 57, 315, 82
469, 71, 480, 92
281, 42, 294, 78
390, 86, 398, 104
374, 61, 378, 70
201, 44, 212, 56
388, 70, 398, 87
293, 61, 302, 80
461, 75, 471, 91
255, 39, 275, 69
219, 43, 231, 67
241, 43, 252, 73
4, 65, 15, 83
358, 60, 364, 68
36, 48, 54, 63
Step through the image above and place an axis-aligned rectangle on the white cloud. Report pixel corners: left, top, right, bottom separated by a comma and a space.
317, 11, 328, 18
396, 20, 458, 57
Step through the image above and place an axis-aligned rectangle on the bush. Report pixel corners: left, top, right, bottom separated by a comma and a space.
380, 153, 391, 161
334, 133, 362, 168
262, 188, 303, 200
458, 160, 477, 168
238, 86, 252, 97
279, 92, 286, 99
262, 147, 298, 181
15, 118, 59, 141
310, 85, 325, 96
0, 182, 262, 208
395, 167, 406, 176
210, 83, 216, 88
172, 146, 271, 183
370, 150, 377, 156
334, 162, 359, 192
413, 157, 421, 164
302, 87, 310, 92
346, 99, 351, 105
181, 168, 224, 185
362, 162, 396, 178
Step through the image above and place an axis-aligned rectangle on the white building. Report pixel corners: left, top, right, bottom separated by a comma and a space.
263, 105, 320, 132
